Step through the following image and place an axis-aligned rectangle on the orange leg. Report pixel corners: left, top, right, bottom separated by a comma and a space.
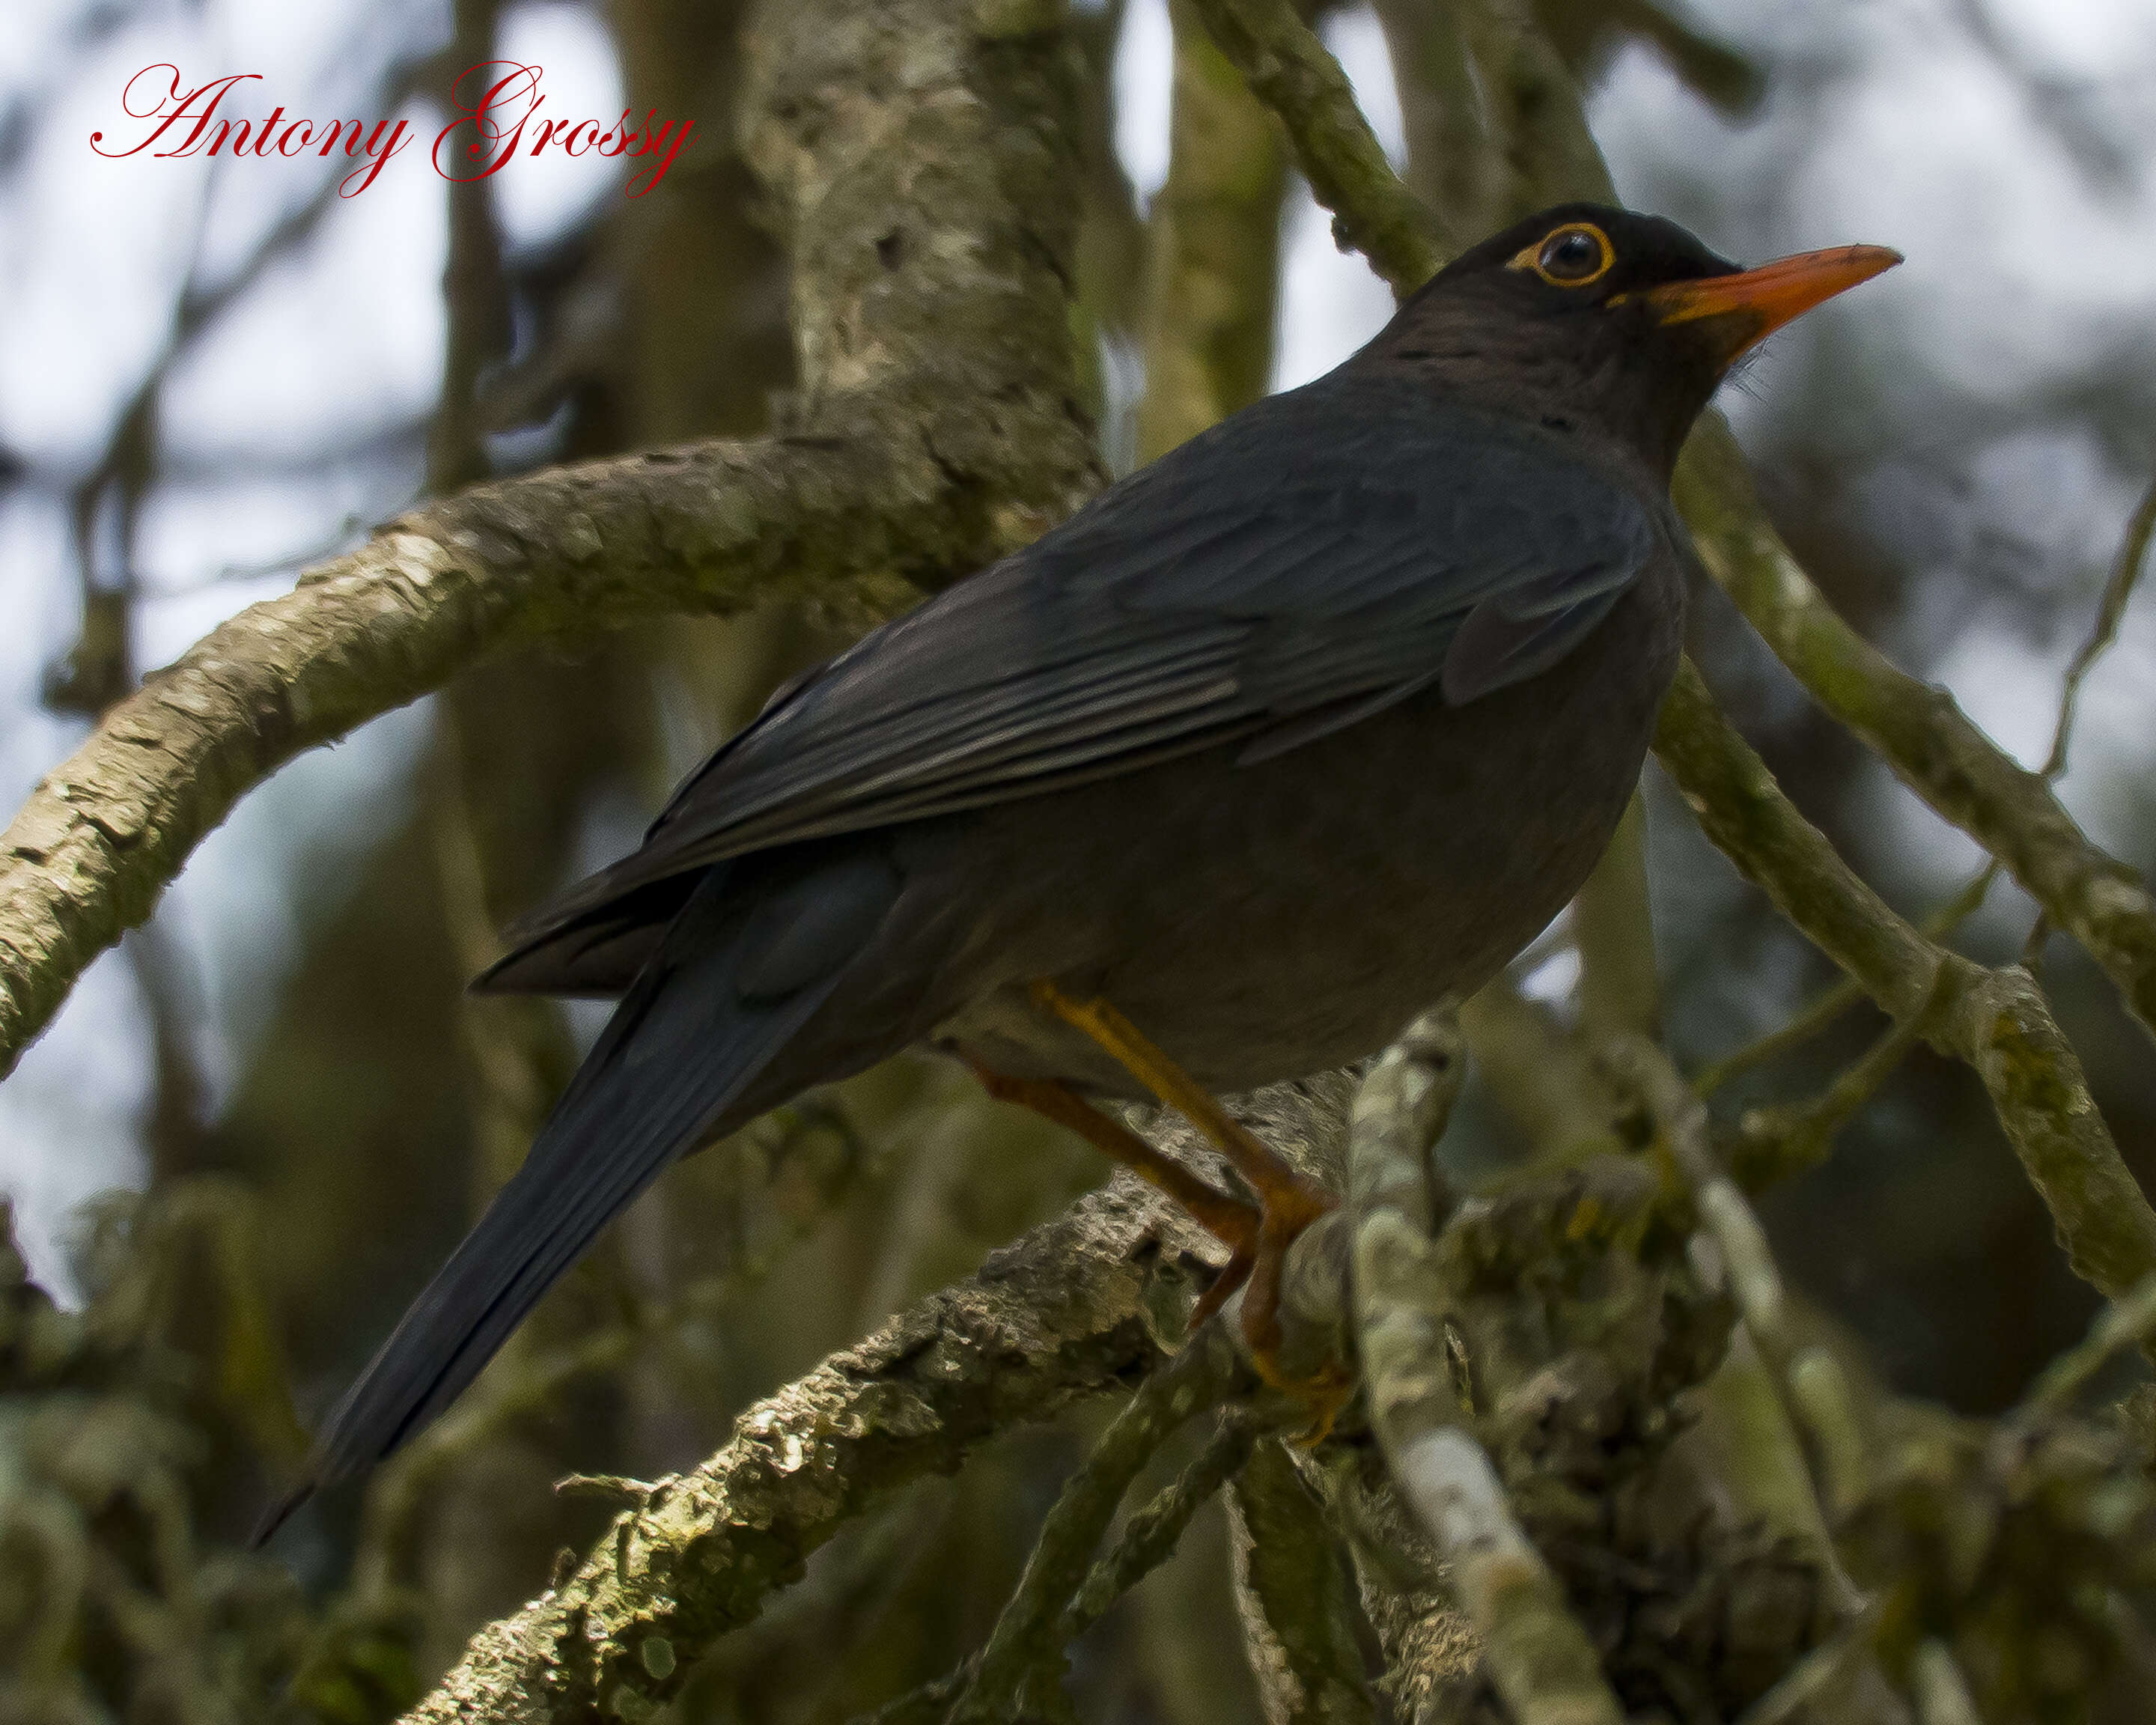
1020, 983, 1341, 1397
966, 1065, 1262, 1329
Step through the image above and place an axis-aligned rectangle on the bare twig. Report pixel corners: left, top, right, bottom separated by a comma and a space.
1695, 864, 1997, 1099
1654, 657, 2156, 1304
1726, 1008, 1929, 1189
2013, 1271, 2156, 1421
951, 1319, 1249, 1723
2044, 464, 2156, 779
1601, 1033, 1870, 1545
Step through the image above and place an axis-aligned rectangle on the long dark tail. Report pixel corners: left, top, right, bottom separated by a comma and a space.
256, 847, 901, 1541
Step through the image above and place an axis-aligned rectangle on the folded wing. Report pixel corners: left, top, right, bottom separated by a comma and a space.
484, 376, 1659, 991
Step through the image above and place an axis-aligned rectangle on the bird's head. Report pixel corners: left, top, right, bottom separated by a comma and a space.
1356, 202, 1901, 476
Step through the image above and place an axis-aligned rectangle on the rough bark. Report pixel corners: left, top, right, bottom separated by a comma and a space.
404, 1180, 1211, 1722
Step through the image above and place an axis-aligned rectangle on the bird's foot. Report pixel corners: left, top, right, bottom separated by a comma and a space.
1021, 982, 1348, 1432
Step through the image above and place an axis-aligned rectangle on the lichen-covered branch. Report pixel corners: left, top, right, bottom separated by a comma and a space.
1071, 1411, 1259, 1634
403, 1180, 1203, 1722
1601, 1033, 1869, 1536
952, 1318, 1248, 1723
1184, 0, 1441, 295
1348, 1008, 1628, 1725
1654, 656, 2156, 1302
1674, 425, 2156, 1045
1228, 1438, 1376, 1724
0, 0, 1100, 1080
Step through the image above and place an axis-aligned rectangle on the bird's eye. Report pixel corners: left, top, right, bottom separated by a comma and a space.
1509, 222, 1615, 288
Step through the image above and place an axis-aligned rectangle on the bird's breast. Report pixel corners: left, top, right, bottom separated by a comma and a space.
919, 558, 1683, 1097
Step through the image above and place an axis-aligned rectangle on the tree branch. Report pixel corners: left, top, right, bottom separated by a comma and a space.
1071, 1411, 1260, 1634
1654, 657, 2156, 1303
1348, 1007, 1629, 1725
1228, 1436, 1377, 1724
403, 1179, 1205, 1722
1675, 424, 2156, 1046
1184, 0, 1442, 296
0, 0, 1102, 1080
951, 1317, 1249, 1723
1133, 0, 1289, 465
1601, 1032, 1870, 1542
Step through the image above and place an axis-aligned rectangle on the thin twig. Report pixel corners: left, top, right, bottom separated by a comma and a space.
948, 1320, 1251, 1723
2045, 463, 2156, 779
1655, 657, 2156, 1306
859, 1414, 1265, 1724
1696, 863, 1998, 1098
1602, 1034, 1871, 1555
1731, 1610, 1879, 1725
1068, 1411, 1260, 1635
1910, 1637, 1985, 1725
2013, 1271, 2156, 1421
1727, 1008, 1930, 1190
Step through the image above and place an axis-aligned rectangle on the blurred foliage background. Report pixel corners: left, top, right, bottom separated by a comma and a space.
1, 0, 2154, 1716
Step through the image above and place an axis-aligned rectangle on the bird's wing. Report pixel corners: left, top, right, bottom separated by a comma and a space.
493, 379, 1659, 959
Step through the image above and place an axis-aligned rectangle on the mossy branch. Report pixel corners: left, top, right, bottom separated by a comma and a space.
403, 1181, 1202, 1722
1228, 1437, 1377, 1724
1654, 657, 2156, 1303
1675, 423, 2156, 1047
1184, 0, 1442, 296
1348, 1007, 1628, 1725
949, 1319, 1249, 1724
1133, 0, 1290, 464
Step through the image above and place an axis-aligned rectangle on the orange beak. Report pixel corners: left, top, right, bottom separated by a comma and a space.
1647, 244, 1901, 356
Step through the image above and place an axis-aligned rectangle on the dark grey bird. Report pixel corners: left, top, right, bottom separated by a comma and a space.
262, 203, 1895, 1533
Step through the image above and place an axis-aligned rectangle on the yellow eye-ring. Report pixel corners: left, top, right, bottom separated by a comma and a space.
1508, 222, 1615, 288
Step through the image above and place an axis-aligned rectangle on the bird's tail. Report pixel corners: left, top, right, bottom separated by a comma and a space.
255, 847, 901, 1542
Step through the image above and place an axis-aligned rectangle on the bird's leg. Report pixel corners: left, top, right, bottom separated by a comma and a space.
1024, 982, 1339, 1382
965, 1063, 1262, 1327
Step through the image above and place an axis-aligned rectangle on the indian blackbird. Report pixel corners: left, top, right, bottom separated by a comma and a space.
264, 202, 1896, 1530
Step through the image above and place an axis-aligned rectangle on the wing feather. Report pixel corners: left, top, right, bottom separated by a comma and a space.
496, 374, 1664, 967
